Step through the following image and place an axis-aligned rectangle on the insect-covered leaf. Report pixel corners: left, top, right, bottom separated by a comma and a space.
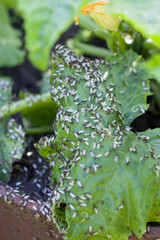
0, 119, 25, 182
144, 129, 160, 223
0, 2, 25, 67
100, 50, 150, 125
52, 129, 160, 240
0, 77, 12, 107
0, 78, 25, 182
35, 46, 160, 240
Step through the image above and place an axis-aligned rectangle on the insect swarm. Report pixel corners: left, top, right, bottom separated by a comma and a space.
36, 45, 160, 240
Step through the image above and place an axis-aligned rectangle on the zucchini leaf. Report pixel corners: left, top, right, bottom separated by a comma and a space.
17, 0, 93, 70
36, 46, 160, 240
100, 51, 150, 125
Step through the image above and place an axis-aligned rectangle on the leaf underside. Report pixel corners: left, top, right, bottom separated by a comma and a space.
36, 46, 160, 240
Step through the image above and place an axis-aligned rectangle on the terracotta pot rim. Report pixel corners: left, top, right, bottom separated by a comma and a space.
1, 181, 160, 240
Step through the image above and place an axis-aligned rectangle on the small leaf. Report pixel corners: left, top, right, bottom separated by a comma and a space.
0, 119, 25, 182
0, 78, 25, 182
0, 77, 12, 107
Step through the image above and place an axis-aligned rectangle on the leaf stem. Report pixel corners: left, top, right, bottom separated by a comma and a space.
26, 125, 53, 134
115, 30, 126, 53
0, 92, 52, 119
67, 39, 113, 58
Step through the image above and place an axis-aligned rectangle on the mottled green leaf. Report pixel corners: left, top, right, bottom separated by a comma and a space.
0, 2, 25, 67
0, 119, 25, 182
0, 78, 25, 182
145, 129, 160, 223
36, 46, 159, 240
0, 77, 12, 107
148, 186, 160, 223
52, 129, 160, 240
100, 51, 150, 125
107, 0, 160, 48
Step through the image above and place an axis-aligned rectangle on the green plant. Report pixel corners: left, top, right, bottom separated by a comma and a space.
35, 45, 160, 240
0, 1, 160, 240
69, 0, 160, 83
0, 77, 25, 182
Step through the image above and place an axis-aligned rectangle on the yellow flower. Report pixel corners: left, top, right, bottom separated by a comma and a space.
75, 1, 122, 31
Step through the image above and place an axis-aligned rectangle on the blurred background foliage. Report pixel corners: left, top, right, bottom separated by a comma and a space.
0, 0, 159, 70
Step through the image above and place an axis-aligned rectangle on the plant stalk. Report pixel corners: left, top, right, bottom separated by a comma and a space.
68, 39, 113, 58
0, 92, 52, 119
26, 125, 53, 134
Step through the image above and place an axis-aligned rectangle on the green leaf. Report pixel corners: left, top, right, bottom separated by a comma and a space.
0, 2, 25, 67
52, 129, 160, 240
0, 119, 25, 182
145, 53, 160, 83
0, 77, 12, 107
16, 0, 92, 70
148, 187, 160, 223
36, 46, 157, 240
0, 78, 25, 182
145, 129, 160, 223
107, 0, 160, 48
20, 93, 58, 127
0, 0, 17, 9
78, 15, 110, 41
100, 51, 150, 125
